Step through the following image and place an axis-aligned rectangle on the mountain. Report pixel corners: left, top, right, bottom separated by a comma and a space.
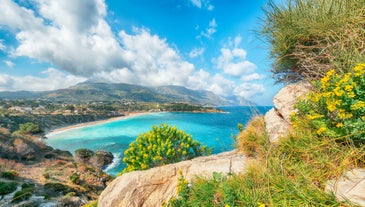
0, 81, 250, 106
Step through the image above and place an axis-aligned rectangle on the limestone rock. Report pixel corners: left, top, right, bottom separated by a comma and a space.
98, 150, 246, 207
265, 82, 311, 142
326, 168, 365, 206
273, 81, 311, 123
264, 108, 290, 143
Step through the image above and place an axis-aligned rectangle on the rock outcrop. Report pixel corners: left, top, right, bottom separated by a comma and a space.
74, 148, 114, 169
326, 169, 365, 206
98, 150, 246, 207
265, 82, 311, 142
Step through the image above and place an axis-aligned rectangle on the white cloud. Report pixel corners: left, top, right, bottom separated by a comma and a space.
4, 60, 15, 67
233, 83, 265, 100
198, 18, 217, 39
0, 68, 86, 91
215, 47, 257, 77
189, 0, 214, 11
1, 0, 127, 76
189, 47, 204, 58
0, 40, 6, 51
241, 73, 265, 81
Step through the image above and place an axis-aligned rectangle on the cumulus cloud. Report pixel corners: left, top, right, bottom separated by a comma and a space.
189, 47, 205, 58
214, 47, 257, 77
4, 60, 15, 67
241, 73, 265, 81
1, 0, 127, 76
233, 83, 265, 100
189, 0, 214, 11
0, 68, 86, 91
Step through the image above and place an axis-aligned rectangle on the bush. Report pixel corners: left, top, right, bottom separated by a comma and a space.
69, 173, 80, 184
261, 0, 365, 83
121, 124, 211, 173
75, 148, 95, 159
0, 181, 17, 195
44, 182, 71, 197
293, 63, 365, 144
12, 183, 35, 203
0, 170, 19, 180
18, 122, 42, 134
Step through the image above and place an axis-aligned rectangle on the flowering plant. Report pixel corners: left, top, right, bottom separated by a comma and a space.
121, 124, 211, 173
293, 64, 365, 143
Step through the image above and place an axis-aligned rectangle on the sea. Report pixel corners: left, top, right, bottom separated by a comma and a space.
46, 106, 271, 176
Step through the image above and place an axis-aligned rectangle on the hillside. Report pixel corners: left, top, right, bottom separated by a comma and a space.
0, 81, 246, 106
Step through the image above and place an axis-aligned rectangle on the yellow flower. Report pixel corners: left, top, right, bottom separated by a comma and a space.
354, 64, 365, 77
317, 127, 327, 135
336, 123, 344, 128
333, 87, 344, 97
351, 101, 365, 110
344, 84, 354, 92
225, 205, 231, 207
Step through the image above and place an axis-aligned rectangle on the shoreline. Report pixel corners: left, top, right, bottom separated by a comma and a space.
45, 111, 154, 137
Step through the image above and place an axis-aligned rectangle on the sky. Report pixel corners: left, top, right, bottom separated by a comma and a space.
0, 0, 282, 105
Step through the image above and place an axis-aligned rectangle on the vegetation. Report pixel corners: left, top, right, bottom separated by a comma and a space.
0, 170, 19, 180
122, 124, 211, 173
12, 182, 35, 203
0, 181, 17, 195
168, 113, 364, 206
18, 122, 42, 134
294, 64, 365, 144
261, 0, 365, 83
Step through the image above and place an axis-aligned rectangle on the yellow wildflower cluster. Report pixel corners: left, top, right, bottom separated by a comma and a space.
121, 124, 210, 174
295, 64, 365, 140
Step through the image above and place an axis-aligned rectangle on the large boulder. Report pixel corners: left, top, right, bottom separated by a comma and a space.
74, 148, 113, 169
326, 169, 365, 206
98, 150, 246, 207
265, 82, 311, 142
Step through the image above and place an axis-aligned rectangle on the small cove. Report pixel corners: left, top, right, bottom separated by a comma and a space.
46, 106, 271, 175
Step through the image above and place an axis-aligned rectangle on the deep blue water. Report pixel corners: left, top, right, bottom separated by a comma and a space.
46, 106, 271, 175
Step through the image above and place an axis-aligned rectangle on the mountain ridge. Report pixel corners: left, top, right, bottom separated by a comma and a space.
0, 81, 253, 106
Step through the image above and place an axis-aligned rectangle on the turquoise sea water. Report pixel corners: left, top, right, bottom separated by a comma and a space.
46, 106, 271, 175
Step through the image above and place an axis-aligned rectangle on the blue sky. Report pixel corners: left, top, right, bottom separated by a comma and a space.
0, 0, 282, 105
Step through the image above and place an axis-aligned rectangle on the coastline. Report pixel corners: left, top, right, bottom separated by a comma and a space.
45, 111, 154, 137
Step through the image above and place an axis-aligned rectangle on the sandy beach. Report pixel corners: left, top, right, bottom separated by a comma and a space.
46, 112, 153, 137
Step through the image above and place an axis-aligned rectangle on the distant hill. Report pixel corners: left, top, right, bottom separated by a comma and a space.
0, 81, 253, 106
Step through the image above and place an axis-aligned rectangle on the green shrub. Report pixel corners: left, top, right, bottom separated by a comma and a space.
0, 181, 17, 195
121, 124, 211, 173
69, 173, 80, 184
293, 63, 365, 144
81, 200, 98, 207
44, 182, 71, 196
0, 170, 19, 180
75, 148, 95, 159
18, 122, 42, 134
261, 0, 365, 83
12, 183, 35, 203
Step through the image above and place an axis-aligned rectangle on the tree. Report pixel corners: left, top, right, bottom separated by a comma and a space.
122, 124, 211, 173
18, 122, 42, 134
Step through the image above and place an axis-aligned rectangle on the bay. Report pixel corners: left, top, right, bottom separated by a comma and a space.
46, 106, 271, 176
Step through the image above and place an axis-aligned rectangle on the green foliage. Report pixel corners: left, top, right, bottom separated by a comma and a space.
294, 64, 365, 144
69, 173, 80, 184
12, 182, 35, 203
0, 170, 19, 180
44, 182, 71, 196
168, 116, 360, 206
75, 148, 95, 159
0, 181, 17, 195
81, 200, 98, 207
261, 0, 365, 83
18, 122, 42, 134
122, 124, 211, 173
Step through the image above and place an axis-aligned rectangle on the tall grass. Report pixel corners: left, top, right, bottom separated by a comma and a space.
261, 0, 365, 83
